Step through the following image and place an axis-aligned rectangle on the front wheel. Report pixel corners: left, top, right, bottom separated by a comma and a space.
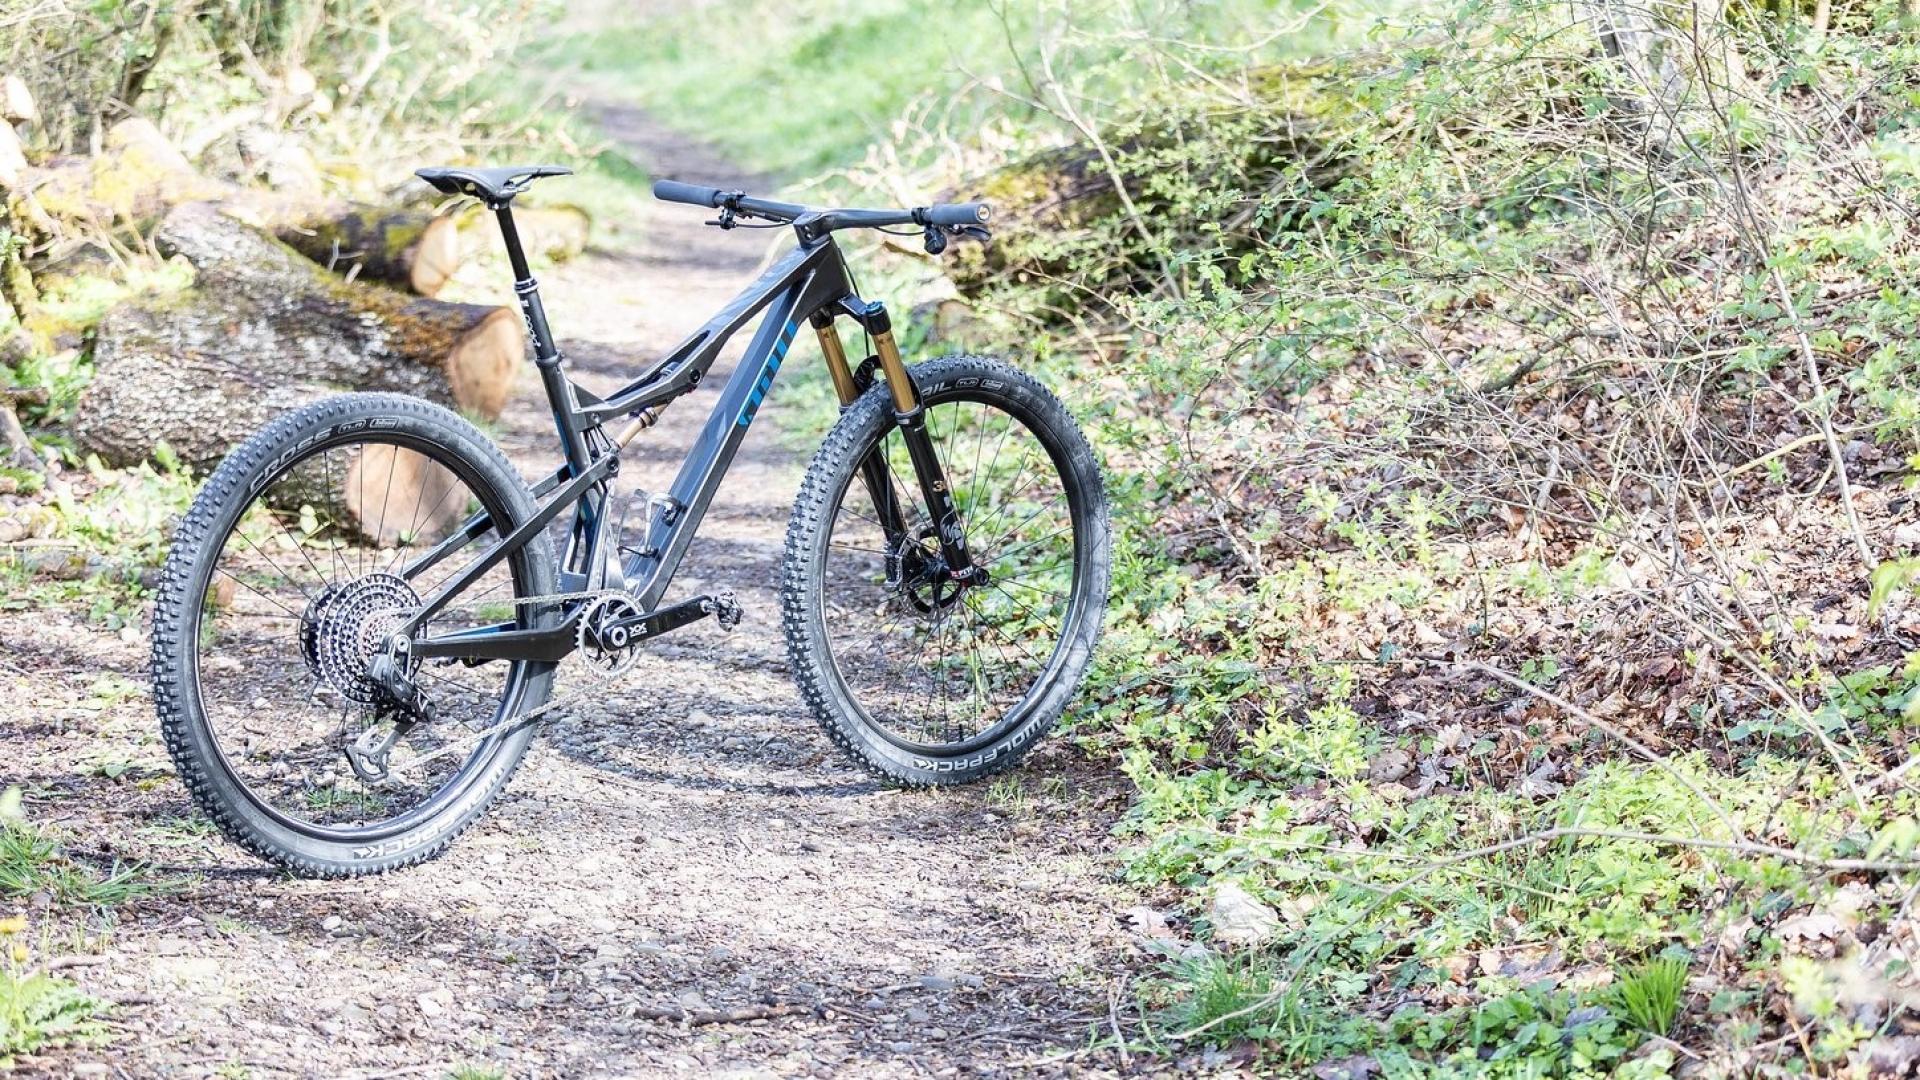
781, 355, 1110, 785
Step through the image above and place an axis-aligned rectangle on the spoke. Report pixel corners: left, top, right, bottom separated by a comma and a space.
970, 450, 1049, 545
214, 567, 303, 618
373, 442, 399, 560
388, 459, 468, 576
266, 505, 334, 594
356, 443, 368, 578
988, 523, 1075, 570
994, 575, 1070, 602
988, 581, 1059, 637
966, 406, 1015, 534
323, 450, 346, 584
974, 609, 1048, 672
230, 522, 316, 604
981, 489, 1068, 558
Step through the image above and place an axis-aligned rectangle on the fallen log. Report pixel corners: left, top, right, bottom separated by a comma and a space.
18, 118, 225, 227
1, 75, 37, 127
943, 61, 1349, 301
72, 202, 522, 473
275, 204, 463, 296
455, 203, 590, 264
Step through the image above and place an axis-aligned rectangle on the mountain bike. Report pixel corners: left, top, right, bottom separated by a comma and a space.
149, 165, 1111, 876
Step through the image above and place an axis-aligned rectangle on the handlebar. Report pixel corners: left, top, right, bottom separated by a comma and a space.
650, 178, 990, 237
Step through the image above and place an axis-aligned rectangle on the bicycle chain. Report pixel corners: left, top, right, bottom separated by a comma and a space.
377, 588, 627, 780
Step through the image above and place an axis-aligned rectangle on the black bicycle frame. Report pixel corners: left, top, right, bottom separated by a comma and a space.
397, 208, 961, 666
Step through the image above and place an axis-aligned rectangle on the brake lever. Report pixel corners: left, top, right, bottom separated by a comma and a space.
921, 224, 993, 255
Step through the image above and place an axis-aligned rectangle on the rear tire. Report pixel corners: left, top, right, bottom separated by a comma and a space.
781, 356, 1109, 785
151, 393, 555, 876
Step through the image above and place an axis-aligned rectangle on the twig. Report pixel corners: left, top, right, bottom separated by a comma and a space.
621, 1001, 807, 1026
1457, 660, 1748, 843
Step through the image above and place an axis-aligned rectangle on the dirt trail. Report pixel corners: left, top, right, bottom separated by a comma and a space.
0, 105, 1138, 1078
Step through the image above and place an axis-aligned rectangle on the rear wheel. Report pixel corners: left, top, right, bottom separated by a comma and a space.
781, 355, 1109, 785
151, 393, 556, 876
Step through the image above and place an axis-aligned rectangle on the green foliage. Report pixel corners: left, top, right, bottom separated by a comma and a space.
0, 966, 108, 1067
556, 0, 1364, 180
1158, 952, 1288, 1046
1613, 955, 1688, 1037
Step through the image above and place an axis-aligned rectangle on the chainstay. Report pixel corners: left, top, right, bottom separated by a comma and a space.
382, 588, 623, 779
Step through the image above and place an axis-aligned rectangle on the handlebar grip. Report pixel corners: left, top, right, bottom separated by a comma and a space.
922, 202, 991, 227
652, 179, 728, 208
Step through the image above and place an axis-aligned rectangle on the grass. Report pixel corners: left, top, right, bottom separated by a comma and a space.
303, 786, 387, 818
1158, 952, 1286, 1047
1615, 956, 1688, 1037
540, 0, 1364, 182
0, 820, 167, 909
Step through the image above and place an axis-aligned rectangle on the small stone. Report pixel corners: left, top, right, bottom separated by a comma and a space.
917, 974, 954, 991
1209, 881, 1281, 946
926, 1027, 948, 1039
707, 945, 734, 963
1368, 748, 1414, 784
321, 915, 342, 932
905, 1007, 930, 1023
71, 1065, 107, 1077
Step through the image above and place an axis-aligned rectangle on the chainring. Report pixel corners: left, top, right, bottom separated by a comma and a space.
575, 593, 644, 676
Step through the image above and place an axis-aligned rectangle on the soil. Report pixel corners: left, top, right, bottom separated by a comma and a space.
0, 104, 1144, 1078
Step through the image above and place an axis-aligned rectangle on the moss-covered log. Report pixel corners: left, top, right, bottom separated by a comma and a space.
452, 203, 591, 265
944, 61, 1351, 302
275, 204, 463, 296
11, 118, 230, 238
71, 202, 521, 472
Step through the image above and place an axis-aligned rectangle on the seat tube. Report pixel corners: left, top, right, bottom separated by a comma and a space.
496, 206, 589, 473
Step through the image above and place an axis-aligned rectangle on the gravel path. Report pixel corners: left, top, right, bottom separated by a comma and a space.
0, 105, 1138, 1078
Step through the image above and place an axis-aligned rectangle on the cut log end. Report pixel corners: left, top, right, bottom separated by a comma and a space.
341, 444, 466, 547
444, 307, 523, 419
409, 215, 461, 296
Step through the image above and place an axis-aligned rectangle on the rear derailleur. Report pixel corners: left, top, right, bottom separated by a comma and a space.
345, 647, 437, 784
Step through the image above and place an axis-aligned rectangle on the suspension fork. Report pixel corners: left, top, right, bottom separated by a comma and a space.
814, 303, 977, 579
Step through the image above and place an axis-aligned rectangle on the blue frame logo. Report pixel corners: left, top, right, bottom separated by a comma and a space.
736, 319, 798, 427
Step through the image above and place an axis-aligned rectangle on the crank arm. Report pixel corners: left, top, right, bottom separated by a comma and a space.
601, 591, 741, 643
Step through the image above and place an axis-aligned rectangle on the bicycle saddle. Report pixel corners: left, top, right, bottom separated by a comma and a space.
414, 164, 572, 204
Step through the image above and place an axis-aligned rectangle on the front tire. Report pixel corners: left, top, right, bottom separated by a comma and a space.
781, 356, 1110, 785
